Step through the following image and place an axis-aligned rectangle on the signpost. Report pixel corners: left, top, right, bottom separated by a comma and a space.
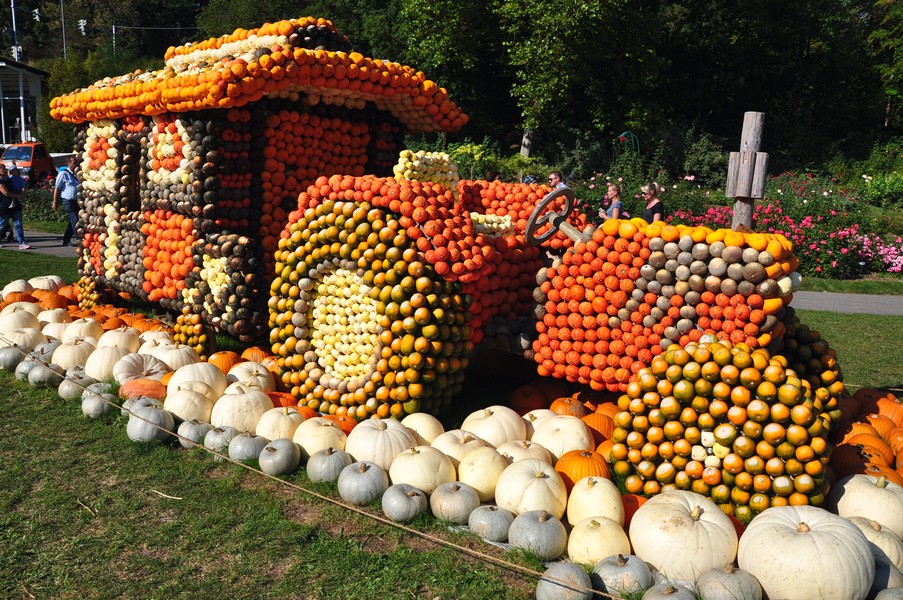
726, 112, 769, 230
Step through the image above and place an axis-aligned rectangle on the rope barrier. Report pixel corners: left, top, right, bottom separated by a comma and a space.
0, 329, 615, 599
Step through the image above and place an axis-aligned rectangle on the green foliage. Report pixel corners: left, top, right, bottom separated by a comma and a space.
863, 171, 903, 207
870, 0, 903, 128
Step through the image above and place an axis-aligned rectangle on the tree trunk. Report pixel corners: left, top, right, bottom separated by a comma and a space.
520, 129, 533, 157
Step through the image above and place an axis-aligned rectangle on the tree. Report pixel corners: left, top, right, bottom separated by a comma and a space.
870, 0, 903, 127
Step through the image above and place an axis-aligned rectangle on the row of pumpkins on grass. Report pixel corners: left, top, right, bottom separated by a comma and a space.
4, 277, 903, 599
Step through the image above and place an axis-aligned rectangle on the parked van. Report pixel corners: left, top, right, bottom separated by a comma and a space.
1, 141, 54, 185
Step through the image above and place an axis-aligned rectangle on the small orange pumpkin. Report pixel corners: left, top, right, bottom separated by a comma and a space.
866, 414, 897, 439
323, 414, 358, 435
582, 412, 614, 446
267, 391, 298, 408
621, 493, 647, 530
508, 383, 548, 415
119, 379, 168, 400
241, 345, 272, 362
549, 393, 589, 418
208, 350, 245, 374
554, 449, 611, 491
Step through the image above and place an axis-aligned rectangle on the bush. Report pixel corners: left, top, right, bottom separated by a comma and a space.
21, 184, 66, 223
862, 172, 903, 207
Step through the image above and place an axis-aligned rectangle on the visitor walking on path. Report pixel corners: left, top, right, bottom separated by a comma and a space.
52, 156, 80, 247
0, 163, 30, 250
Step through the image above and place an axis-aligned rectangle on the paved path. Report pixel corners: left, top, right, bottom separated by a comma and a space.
0, 229, 78, 258
792, 291, 903, 316
8, 229, 903, 316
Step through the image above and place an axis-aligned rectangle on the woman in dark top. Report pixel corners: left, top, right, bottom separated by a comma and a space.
641, 182, 665, 222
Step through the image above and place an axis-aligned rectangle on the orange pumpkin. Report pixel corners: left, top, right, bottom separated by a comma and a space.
208, 350, 245, 374
118, 379, 168, 400
267, 391, 298, 408
3, 291, 35, 303
621, 493, 647, 530
549, 393, 590, 418
877, 393, 903, 427
863, 464, 903, 486
241, 345, 271, 362
595, 402, 620, 418
886, 428, 903, 456
159, 372, 174, 386
582, 412, 614, 446
855, 387, 888, 415
845, 434, 894, 464
840, 422, 881, 443
323, 414, 358, 435
531, 377, 571, 403
554, 449, 611, 491
866, 414, 897, 439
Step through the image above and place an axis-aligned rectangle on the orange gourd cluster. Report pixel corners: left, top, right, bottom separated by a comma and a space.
831, 389, 903, 486
532, 220, 800, 393
140, 210, 195, 303
50, 18, 467, 134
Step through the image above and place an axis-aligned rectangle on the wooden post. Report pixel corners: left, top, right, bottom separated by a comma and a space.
726, 112, 769, 230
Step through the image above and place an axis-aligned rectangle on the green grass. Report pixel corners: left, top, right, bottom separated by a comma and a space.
796, 309, 903, 390
24, 219, 68, 234
0, 253, 78, 284
800, 275, 903, 295
0, 374, 537, 599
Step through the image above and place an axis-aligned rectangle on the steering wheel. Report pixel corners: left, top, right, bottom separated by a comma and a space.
525, 187, 575, 246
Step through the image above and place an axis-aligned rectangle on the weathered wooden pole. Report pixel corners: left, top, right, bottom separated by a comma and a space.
726, 112, 769, 230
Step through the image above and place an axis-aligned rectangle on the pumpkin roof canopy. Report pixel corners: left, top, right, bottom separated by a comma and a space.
50, 17, 468, 133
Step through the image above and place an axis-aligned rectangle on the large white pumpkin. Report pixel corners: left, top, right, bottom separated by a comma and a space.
494, 458, 568, 519
388, 446, 456, 494
0, 309, 40, 335
42, 321, 68, 340
149, 343, 200, 371
167, 362, 228, 398
36, 308, 71, 327
829, 474, 903, 538
566, 476, 625, 526
522, 409, 556, 440
163, 389, 214, 423
496, 439, 553, 465
51, 338, 96, 370
84, 346, 131, 381
345, 418, 417, 471
431, 429, 489, 468
1, 279, 33, 296
292, 417, 347, 459
0, 300, 40, 316
568, 516, 631, 566
0, 328, 46, 351
401, 412, 445, 445
62, 318, 104, 342
849, 516, 903, 570
112, 353, 171, 384
738, 504, 874, 600
28, 275, 64, 292
97, 328, 141, 352
456, 446, 510, 502
226, 361, 276, 392
460, 405, 527, 448
629, 490, 738, 582
255, 407, 306, 441
210, 385, 274, 432
530, 415, 594, 462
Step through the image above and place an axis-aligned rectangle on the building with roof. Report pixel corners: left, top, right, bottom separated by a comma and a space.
0, 57, 48, 144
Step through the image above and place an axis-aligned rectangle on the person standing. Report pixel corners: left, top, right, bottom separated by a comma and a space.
601, 182, 625, 219
641, 182, 666, 222
0, 163, 30, 249
548, 170, 567, 189
52, 156, 80, 247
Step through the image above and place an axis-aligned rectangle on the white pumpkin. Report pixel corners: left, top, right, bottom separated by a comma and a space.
167, 362, 227, 398
849, 517, 903, 570
456, 446, 510, 502
112, 353, 171, 384
530, 415, 594, 462
829, 474, 903, 538
62, 318, 104, 342
738, 504, 874, 600
97, 328, 141, 352
36, 308, 71, 326
139, 330, 173, 344
28, 275, 64, 292
226, 361, 276, 392
51, 338, 96, 370
494, 458, 568, 518
149, 343, 200, 370
292, 417, 347, 459
523, 409, 556, 440
170, 380, 217, 402
568, 516, 631, 566
496, 439, 553, 465
388, 446, 456, 494
0, 300, 40, 316
163, 389, 214, 423
0, 309, 40, 334
566, 476, 625, 526
629, 490, 738, 583
84, 346, 131, 381
41, 321, 68, 340
0, 328, 46, 351
255, 407, 306, 441
210, 385, 274, 432
401, 412, 445, 445
460, 405, 527, 448
345, 418, 417, 471
431, 429, 489, 468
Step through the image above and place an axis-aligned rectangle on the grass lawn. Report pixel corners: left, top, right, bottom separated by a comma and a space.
0, 373, 539, 599
800, 275, 903, 295
0, 253, 79, 283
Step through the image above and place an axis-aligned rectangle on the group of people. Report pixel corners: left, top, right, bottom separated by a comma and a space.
0, 155, 80, 250
545, 170, 666, 223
